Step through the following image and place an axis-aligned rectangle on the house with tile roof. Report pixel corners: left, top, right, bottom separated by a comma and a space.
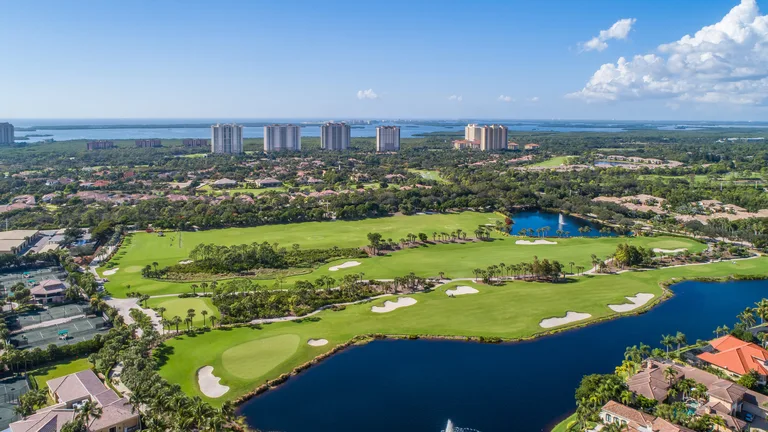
600, 400, 696, 432
10, 369, 139, 432
697, 335, 768, 384
30, 278, 67, 304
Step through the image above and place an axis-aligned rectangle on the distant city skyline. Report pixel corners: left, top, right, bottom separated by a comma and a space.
3, 0, 768, 121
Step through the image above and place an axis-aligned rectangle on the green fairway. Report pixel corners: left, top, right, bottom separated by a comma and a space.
529, 156, 574, 167
158, 255, 765, 404
31, 357, 92, 390
145, 297, 220, 327
408, 169, 447, 183
100, 212, 501, 297
221, 334, 300, 379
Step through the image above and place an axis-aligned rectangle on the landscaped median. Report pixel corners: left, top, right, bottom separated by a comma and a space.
157, 256, 768, 405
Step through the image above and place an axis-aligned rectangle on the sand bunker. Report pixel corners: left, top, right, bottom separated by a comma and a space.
371, 297, 417, 313
539, 312, 592, 328
653, 248, 687, 254
329, 261, 361, 271
516, 240, 558, 245
197, 366, 229, 398
179, 260, 194, 265
608, 293, 655, 312
446, 286, 479, 296
307, 339, 328, 347
102, 268, 119, 276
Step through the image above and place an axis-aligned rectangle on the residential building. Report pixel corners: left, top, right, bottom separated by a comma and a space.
376, 126, 400, 152
478, 124, 508, 151
182, 138, 209, 147
524, 143, 540, 150
86, 141, 115, 151
264, 124, 301, 152
211, 123, 243, 154
464, 123, 481, 141
31, 279, 66, 304
0, 122, 13, 144
452, 139, 480, 150
697, 335, 768, 383
254, 178, 282, 188
134, 139, 161, 148
10, 369, 139, 432
211, 178, 238, 188
599, 401, 696, 432
320, 122, 350, 150
508, 142, 519, 150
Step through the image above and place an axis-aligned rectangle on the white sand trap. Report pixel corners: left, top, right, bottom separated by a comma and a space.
372, 297, 417, 313
608, 293, 655, 312
197, 366, 229, 398
102, 268, 119, 276
329, 261, 361, 271
516, 240, 558, 245
179, 260, 194, 265
446, 286, 479, 296
307, 338, 328, 347
653, 248, 687, 254
539, 311, 592, 328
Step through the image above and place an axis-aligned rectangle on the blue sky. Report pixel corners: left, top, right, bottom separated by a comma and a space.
3, 0, 768, 120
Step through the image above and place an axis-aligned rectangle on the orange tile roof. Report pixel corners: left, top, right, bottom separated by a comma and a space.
697, 335, 768, 376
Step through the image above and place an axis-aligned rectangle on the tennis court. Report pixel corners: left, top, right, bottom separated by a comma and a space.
0, 267, 67, 298
7, 303, 90, 331
11, 315, 108, 349
0, 375, 30, 430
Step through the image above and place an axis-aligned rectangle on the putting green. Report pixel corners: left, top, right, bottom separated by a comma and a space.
221, 334, 300, 379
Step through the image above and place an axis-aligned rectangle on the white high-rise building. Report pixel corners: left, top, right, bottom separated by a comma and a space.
464, 123, 482, 142
264, 124, 301, 152
479, 124, 508, 151
0, 123, 14, 145
376, 126, 400, 152
211, 123, 243, 154
320, 122, 350, 150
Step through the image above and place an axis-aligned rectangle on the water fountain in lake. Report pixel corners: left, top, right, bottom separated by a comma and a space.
558, 213, 565, 227
442, 420, 481, 432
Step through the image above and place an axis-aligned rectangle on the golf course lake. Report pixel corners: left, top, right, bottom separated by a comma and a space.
509, 210, 612, 237
239, 279, 768, 432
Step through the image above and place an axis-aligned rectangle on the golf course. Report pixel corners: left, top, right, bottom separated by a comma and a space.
100, 211, 704, 298
156, 255, 768, 405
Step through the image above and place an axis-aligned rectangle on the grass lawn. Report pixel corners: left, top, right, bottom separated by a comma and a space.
157, 255, 765, 404
31, 357, 92, 390
145, 296, 220, 327
550, 413, 577, 432
408, 169, 447, 183
529, 156, 574, 167
100, 212, 501, 297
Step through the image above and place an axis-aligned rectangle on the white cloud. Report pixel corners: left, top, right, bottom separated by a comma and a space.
582, 18, 636, 52
356, 89, 378, 100
529, 96, 540, 102
448, 95, 463, 102
569, 0, 768, 105
498, 95, 513, 102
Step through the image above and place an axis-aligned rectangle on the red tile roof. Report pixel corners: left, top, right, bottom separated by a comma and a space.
697, 335, 768, 376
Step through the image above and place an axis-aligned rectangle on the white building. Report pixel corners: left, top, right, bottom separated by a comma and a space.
264, 124, 301, 152
0, 122, 14, 145
464, 123, 482, 142
376, 126, 400, 152
320, 122, 350, 150
211, 123, 243, 154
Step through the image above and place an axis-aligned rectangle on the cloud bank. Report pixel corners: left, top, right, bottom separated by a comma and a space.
498, 95, 513, 102
582, 18, 636, 52
356, 89, 378, 100
570, 0, 768, 105
448, 95, 463, 102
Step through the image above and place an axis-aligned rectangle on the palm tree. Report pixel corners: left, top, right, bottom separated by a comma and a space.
568, 261, 575, 275
663, 367, 678, 384
661, 334, 675, 355
201, 310, 208, 327
675, 331, 687, 351
157, 306, 167, 321
209, 315, 218, 328
191, 284, 198, 296
76, 400, 102, 428
172, 316, 182, 333
739, 307, 757, 328
756, 299, 768, 324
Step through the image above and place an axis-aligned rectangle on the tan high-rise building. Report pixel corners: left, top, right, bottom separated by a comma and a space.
376, 126, 400, 152
0, 123, 14, 145
211, 123, 243, 154
264, 124, 301, 152
479, 124, 508, 151
321, 122, 350, 150
464, 123, 482, 142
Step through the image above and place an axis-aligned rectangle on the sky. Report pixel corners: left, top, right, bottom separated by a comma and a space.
3, 0, 768, 121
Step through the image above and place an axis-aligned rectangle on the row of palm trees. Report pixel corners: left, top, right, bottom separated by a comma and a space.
157, 307, 217, 334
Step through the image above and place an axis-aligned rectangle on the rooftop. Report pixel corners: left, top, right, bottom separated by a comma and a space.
697, 335, 768, 376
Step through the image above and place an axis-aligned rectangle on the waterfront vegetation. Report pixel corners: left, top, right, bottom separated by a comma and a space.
157, 257, 768, 404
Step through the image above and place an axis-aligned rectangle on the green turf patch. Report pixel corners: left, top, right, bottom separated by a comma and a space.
529, 156, 574, 167
221, 334, 300, 379
31, 357, 92, 390
145, 297, 219, 327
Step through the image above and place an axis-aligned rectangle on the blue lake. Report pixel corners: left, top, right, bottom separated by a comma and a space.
239, 279, 768, 432
509, 210, 613, 237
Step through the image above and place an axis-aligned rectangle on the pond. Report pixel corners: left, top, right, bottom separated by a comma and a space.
238, 279, 768, 432
509, 210, 613, 237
